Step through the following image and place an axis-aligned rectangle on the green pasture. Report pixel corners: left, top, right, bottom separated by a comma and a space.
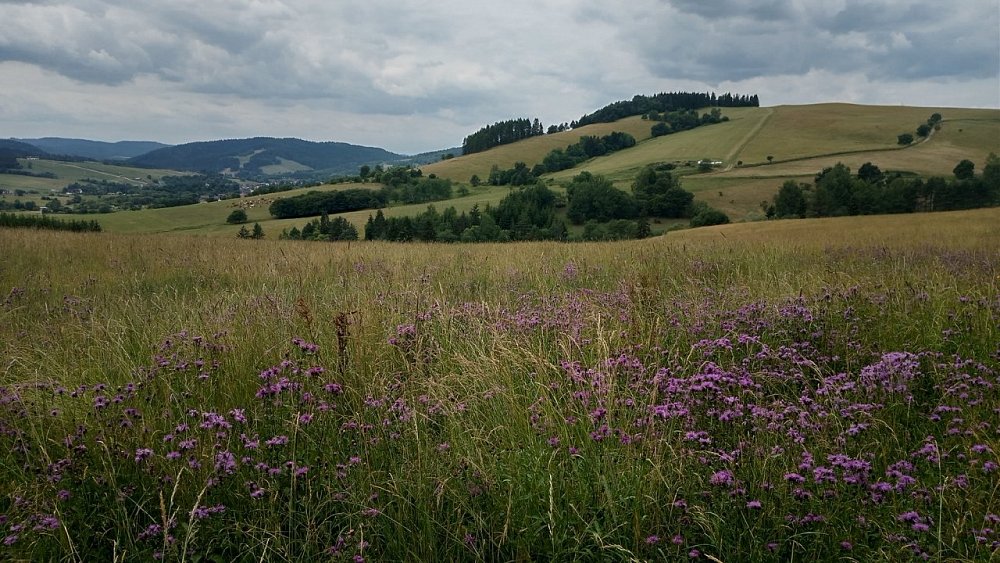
421, 116, 655, 182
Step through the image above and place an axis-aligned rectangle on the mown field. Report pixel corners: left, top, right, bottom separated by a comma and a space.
1, 208, 998, 561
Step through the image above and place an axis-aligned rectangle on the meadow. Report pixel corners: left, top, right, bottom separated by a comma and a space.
1, 208, 998, 561
0, 160, 183, 194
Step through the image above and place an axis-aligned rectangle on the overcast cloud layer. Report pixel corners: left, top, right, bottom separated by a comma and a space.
1, 0, 997, 153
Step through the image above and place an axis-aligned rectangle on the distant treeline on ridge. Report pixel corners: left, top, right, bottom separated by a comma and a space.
0, 212, 102, 233
462, 118, 545, 156
460, 92, 758, 156
574, 91, 759, 127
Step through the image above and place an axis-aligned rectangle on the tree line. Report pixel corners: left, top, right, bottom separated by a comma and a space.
279, 212, 358, 241
361, 166, 728, 244
574, 91, 758, 127
897, 113, 943, 146
0, 212, 101, 232
462, 118, 545, 155
649, 108, 728, 138
765, 154, 1000, 219
482, 131, 638, 186
268, 188, 385, 219
268, 167, 453, 219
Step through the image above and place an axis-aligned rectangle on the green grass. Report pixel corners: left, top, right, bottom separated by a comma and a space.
0, 159, 186, 193
546, 107, 770, 185
421, 116, 655, 183
1, 208, 997, 561
734, 103, 998, 165
92, 182, 517, 237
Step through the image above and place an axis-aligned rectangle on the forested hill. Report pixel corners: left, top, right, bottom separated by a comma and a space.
127, 137, 404, 176
0, 139, 51, 158
574, 91, 759, 127
18, 138, 170, 161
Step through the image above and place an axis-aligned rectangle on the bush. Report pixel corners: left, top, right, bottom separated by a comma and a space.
690, 207, 730, 227
226, 209, 248, 224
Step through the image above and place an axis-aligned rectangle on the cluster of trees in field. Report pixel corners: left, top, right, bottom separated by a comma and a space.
363, 192, 568, 243
0, 212, 101, 232
360, 166, 727, 243
0, 199, 39, 212
567, 169, 728, 228
236, 223, 265, 239
268, 188, 384, 219
574, 91, 758, 127
765, 154, 1000, 219
649, 108, 728, 138
279, 212, 359, 241
898, 113, 943, 145
267, 167, 453, 219
461, 118, 546, 155
482, 132, 638, 186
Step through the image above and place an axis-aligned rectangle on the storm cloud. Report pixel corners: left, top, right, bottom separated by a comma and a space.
0, 0, 996, 153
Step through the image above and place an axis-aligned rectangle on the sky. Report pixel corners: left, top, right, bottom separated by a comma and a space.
1, 0, 998, 155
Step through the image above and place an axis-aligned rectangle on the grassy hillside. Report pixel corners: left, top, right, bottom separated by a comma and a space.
426, 104, 998, 224
1, 208, 997, 561
91, 181, 515, 237
19, 104, 998, 234
551, 104, 999, 220
0, 159, 185, 194
421, 116, 655, 182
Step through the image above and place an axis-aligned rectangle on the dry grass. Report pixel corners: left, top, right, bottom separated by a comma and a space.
734, 103, 999, 165
664, 206, 1000, 248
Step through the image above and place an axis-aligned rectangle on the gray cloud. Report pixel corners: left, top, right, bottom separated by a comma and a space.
0, 0, 996, 152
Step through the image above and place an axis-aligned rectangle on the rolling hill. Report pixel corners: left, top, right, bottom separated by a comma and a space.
0, 139, 51, 159
425, 103, 1000, 221
11, 102, 998, 237
16, 138, 171, 160
128, 137, 405, 177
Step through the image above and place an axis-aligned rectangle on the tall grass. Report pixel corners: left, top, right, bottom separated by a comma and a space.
1, 209, 998, 561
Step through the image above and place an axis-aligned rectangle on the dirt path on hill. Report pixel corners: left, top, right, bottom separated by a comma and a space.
724, 107, 774, 170
716, 114, 946, 176
59, 163, 146, 185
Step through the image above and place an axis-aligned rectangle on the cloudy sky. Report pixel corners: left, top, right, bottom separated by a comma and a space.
1, 0, 998, 154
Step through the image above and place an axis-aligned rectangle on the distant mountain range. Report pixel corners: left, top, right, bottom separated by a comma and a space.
6, 136, 458, 179
127, 137, 405, 177
16, 138, 171, 160
1, 139, 52, 158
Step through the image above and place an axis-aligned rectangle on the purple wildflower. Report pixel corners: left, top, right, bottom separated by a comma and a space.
710, 469, 735, 486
